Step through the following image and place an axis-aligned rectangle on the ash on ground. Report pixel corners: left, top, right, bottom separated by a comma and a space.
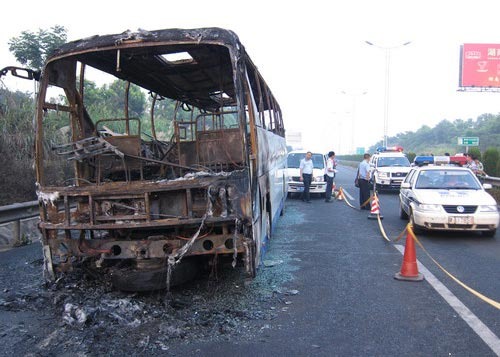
0, 207, 303, 356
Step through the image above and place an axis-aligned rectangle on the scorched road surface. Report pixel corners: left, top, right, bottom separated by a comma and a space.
0, 165, 498, 356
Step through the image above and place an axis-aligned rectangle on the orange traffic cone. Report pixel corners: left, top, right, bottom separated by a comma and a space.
337, 188, 344, 201
367, 194, 383, 220
394, 228, 424, 281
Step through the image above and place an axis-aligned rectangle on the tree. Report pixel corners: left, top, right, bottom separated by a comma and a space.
82, 80, 146, 129
433, 120, 457, 144
483, 147, 499, 176
406, 152, 416, 164
108, 80, 146, 119
8, 25, 67, 70
0, 88, 37, 204
468, 147, 481, 160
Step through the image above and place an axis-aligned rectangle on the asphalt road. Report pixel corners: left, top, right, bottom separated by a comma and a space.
0, 165, 498, 356
172, 165, 500, 356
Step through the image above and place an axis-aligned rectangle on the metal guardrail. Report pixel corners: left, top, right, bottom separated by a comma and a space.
483, 176, 500, 187
0, 201, 39, 224
0, 201, 39, 246
338, 160, 359, 168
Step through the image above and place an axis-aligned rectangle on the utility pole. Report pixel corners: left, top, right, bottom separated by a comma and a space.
365, 41, 411, 147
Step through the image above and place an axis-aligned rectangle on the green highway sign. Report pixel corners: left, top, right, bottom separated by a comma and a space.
458, 137, 479, 146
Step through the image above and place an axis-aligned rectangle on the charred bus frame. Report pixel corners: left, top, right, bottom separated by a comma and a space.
25, 28, 286, 290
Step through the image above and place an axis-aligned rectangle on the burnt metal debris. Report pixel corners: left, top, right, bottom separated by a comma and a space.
25, 28, 287, 291
0, 66, 41, 81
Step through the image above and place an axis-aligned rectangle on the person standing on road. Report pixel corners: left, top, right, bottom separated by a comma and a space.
300, 151, 314, 203
358, 153, 371, 210
324, 151, 336, 202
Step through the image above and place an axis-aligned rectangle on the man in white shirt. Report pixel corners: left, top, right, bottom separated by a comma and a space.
300, 151, 314, 203
324, 151, 336, 202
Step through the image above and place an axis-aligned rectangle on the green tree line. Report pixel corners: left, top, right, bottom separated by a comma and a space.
338, 115, 500, 176
369, 114, 500, 155
362, 114, 500, 175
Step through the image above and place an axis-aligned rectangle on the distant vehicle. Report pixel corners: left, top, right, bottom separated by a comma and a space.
286, 150, 327, 197
413, 155, 467, 167
399, 165, 498, 237
369, 147, 411, 191
4, 28, 288, 291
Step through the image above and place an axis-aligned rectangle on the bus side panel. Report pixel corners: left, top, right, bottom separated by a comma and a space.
255, 127, 287, 229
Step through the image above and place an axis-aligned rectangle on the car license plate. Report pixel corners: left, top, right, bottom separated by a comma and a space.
448, 216, 473, 224
297, 186, 304, 192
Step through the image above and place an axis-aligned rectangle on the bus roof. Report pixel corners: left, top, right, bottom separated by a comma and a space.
44, 28, 246, 111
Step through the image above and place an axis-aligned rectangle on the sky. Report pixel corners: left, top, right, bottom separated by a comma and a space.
1, 0, 500, 154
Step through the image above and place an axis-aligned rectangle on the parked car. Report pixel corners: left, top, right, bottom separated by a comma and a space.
399, 165, 499, 237
370, 147, 411, 191
286, 150, 327, 197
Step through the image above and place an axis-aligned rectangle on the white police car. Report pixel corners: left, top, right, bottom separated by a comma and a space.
399, 164, 499, 237
370, 146, 411, 191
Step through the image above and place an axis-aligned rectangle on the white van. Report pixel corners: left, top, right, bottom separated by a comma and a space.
286, 150, 327, 197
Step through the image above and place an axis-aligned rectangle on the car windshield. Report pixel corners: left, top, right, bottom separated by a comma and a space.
415, 170, 481, 190
287, 153, 325, 169
377, 156, 410, 167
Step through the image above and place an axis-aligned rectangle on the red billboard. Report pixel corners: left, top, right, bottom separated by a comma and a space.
460, 43, 500, 88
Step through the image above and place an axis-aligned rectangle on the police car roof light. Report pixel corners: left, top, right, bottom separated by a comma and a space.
376, 145, 404, 153
413, 155, 466, 167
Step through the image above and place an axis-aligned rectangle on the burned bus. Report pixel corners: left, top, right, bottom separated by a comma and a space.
24, 28, 286, 290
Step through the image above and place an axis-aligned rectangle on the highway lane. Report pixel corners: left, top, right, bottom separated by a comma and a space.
172, 164, 499, 356
347, 165, 500, 336
331, 165, 499, 354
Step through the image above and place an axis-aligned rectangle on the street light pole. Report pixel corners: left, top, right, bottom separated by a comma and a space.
365, 41, 411, 148
332, 111, 350, 154
341, 90, 367, 154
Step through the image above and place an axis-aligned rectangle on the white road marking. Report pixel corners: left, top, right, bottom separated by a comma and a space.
341, 188, 354, 201
394, 245, 500, 356
1, 325, 19, 335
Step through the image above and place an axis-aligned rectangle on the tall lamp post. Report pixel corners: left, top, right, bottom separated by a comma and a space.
341, 90, 367, 154
332, 111, 351, 154
365, 41, 411, 148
